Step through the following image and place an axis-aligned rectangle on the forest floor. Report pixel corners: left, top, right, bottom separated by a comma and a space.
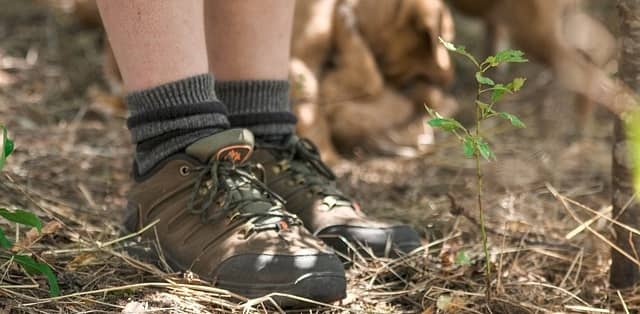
0, 1, 638, 313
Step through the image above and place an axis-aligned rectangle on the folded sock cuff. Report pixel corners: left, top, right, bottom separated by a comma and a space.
125, 73, 229, 174
216, 80, 296, 138
126, 74, 222, 115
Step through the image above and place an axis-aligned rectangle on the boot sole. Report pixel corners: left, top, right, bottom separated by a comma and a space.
122, 236, 346, 308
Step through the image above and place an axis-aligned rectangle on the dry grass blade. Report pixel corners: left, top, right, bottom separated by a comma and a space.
617, 290, 630, 314
547, 183, 640, 268
562, 196, 640, 237
565, 206, 612, 239
564, 305, 611, 313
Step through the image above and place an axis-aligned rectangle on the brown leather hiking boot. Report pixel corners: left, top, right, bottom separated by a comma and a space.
124, 129, 346, 305
251, 135, 422, 259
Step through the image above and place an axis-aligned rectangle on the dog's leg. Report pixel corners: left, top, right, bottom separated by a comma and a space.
552, 48, 633, 117
321, 0, 384, 107
289, 58, 340, 164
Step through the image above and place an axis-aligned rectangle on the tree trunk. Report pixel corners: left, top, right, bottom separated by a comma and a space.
610, 0, 640, 289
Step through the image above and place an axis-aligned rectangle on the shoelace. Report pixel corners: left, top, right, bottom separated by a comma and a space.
258, 136, 355, 210
187, 158, 301, 236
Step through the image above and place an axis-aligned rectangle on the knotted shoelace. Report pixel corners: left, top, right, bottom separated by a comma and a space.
258, 136, 355, 210
187, 158, 301, 236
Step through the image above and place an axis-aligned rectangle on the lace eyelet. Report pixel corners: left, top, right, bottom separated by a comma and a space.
179, 165, 191, 176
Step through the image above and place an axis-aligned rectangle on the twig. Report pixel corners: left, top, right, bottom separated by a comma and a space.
96, 219, 160, 248
617, 290, 630, 314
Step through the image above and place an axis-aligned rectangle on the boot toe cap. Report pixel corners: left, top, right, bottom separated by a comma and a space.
215, 252, 346, 305
317, 224, 422, 258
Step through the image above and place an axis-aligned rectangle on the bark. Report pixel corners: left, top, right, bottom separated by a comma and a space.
611, 0, 640, 289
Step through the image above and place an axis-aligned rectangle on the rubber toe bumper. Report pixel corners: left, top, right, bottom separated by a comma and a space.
318, 224, 422, 258
215, 253, 347, 307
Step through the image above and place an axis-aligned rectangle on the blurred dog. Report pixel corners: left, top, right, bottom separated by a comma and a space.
450, 0, 620, 129
292, 0, 459, 161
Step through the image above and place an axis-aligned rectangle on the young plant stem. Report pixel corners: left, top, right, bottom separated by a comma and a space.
475, 82, 492, 302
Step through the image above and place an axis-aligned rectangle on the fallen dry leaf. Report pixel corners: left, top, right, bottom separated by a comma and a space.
66, 253, 97, 271
12, 220, 62, 252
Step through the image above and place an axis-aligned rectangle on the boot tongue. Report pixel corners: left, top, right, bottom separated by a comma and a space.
185, 129, 255, 164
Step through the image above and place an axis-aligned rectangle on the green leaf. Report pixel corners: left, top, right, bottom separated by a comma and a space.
0, 126, 12, 171
476, 138, 495, 160
462, 136, 475, 158
475, 100, 495, 118
439, 37, 480, 68
428, 117, 464, 132
507, 77, 526, 92
0, 229, 12, 249
499, 112, 526, 128
475, 72, 495, 86
4, 141, 13, 159
0, 209, 42, 233
13, 255, 59, 296
484, 49, 528, 67
455, 250, 471, 266
484, 56, 496, 66
490, 84, 511, 102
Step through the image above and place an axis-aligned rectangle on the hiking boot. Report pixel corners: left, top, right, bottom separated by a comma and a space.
124, 129, 346, 305
251, 135, 422, 259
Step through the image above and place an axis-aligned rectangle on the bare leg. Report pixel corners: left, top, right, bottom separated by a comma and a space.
96, 0, 228, 175
97, 0, 208, 92
205, 1, 295, 79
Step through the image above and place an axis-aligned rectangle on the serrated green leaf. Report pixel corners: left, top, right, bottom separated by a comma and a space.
476, 138, 495, 160
0, 229, 12, 249
0, 209, 42, 233
455, 250, 471, 266
475, 72, 495, 86
13, 255, 59, 296
485, 49, 528, 67
507, 77, 526, 92
428, 117, 463, 132
499, 112, 526, 128
463, 136, 475, 158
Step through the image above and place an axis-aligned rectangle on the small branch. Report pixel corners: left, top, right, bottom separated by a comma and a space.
475, 80, 492, 302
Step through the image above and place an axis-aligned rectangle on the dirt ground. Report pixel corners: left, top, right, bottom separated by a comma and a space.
0, 1, 638, 313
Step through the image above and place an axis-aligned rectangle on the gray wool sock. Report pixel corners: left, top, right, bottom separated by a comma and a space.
126, 74, 229, 175
215, 80, 297, 143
